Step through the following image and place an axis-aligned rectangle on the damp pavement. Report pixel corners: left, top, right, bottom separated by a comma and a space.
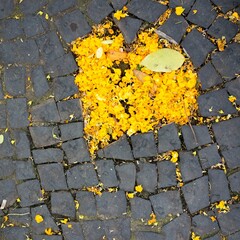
0, 0, 240, 239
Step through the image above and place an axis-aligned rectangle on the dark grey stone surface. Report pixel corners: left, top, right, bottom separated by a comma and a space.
131, 132, 157, 158
66, 163, 98, 189
62, 138, 90, 164
211, 0, 239, 13
127, 0, 167, 23
116, 163, 136, 192
150, 191, 183, 219
212, 117, 240, 151
51, 191, 75, 218
47, 0, 77, 16
198, 89, 237, 117
208, 169, 231, 203
181, 29, 215, 68
8, 207, 31, 227
198, 62, 223, 90
110, 0, 127, 10
62, 222, 84, 240
37, 163, 68, 191
56, 9, 91, 43
32, 148, 63, 164
130, 197, 152, 220
228, 171, 240, 193
226, 78, 240, 105
0, 19, 23, 40
15, 160, 36, 180
181, 124, 211, 150
198, 143, 222, 169
169, 0, 195, 13
32, 235, 63, 240
0, 179, 18, 208
17, 179, 43, 207
228, 231, 240, 240
60, 122, 83, 141
135, 231, 164, 240
205, 234, 221, 240
96, 159, 119, 188
82, 220, 105, 240
222, 147, 240, 169
19, 0, 47, 14
0, 132, 14, 158
0, 0, 15, 19
0, 104, 7, 129
179, 151, 202, 182
137, 163, 157, 192
157, 161, 177, 188
182, 176, 209, 213
0, 227, 29, 240
0, 159, 15, 179
96, 191, 127, 218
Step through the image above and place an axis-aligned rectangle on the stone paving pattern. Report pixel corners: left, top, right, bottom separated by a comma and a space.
0, 0, 240, 239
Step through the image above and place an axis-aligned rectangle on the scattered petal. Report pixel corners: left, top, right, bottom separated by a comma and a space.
135, 185, 143, 193
0, 135, 4, 144
228, 95, 236, 103
175, 6, 185, 16
96, 47, 104, 58
45, 228, 53, 236
35, 214, 44, 223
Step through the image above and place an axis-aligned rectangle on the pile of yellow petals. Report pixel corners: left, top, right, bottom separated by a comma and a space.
72, 21, 198, 155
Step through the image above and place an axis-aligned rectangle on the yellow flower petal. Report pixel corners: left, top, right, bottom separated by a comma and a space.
135, 185, 143, 193
45, 228, 53, 236
175, 6, 185, 15
228, 95, 236, 103
127, 192, 135, 199
35, 214, 44, 223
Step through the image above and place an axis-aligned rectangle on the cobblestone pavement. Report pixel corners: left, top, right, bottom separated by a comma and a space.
0, 0, 240, 239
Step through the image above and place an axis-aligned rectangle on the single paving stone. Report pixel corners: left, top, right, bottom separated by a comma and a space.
212, 117, 240, 151
47, 0, 77, 16
51, 191, 75, 218
62, 138, 90, 164
192, 213, 219, 237
98, 134, 134, 161
104, 218, 131, 240
216, 204, 240, 235
36, 31, 65, 63
182, 124, 211, 150
127, 0, 167, 23
157, 161, 177, 188
32, 235, 63, 240
0, 159, 15, 179
208, 169, 231, 203
0, 19, 23, 40
82, 220, 105, 240
198, 62, 223, 90
0, 40, 39, 64
29, 126, 61, 148
96, 159, 118, 188
0, 132, 14, 158
37, 163, 67, 191
182, 29, 215, 68
76, 191, 97, 217
31, 66, 50, 98
54, 76, 79, 101
44, 53, 78, 77
208, 17, 238, 43
96, 191, 127, 218
186, 0, 217, 28
87, 0, 113, 24
8, 208, 31, 227
0, 179, 18, 207
66, 163, 98, 189
169, 0, 195, 13
17, 180, 43, 207
110, 0, 127, 10
198, 143, 222, 169
0, 104, 7, 128
31, 205, 59, 235
19, 0, 47, 14
23, 15, 48, 37
222, 147, 240, 169
131, 132, 157, 158
212, 43, 240, 81
161, 213, 191, 240
158, 123, 181, 153
137, 163, 157, 192
32, 148, 64, 164
182, 176, 209, 213
0, 227, 29, 240
130, 197, 152, 220
198, 88, 237, 117
113, 16, 142, 44
0, 0, 15, 19
150, 190, 183, 219
135, 231, 165, 240
56, 9, 91, 43
179, 151, 203, 182
116, 163, 136, 192
7, 98, 29, 128
12, 130, 31, 159
228, 231, 240, 240
226, 78, 240, 105
211, 0, 239, 13
57, 99, 83, 122
14, 160, 36, 180
60, 122, 83, 141
228, 171, 240, 193
31, 99, 61, 123
62, 222, 84, 240
157, 14, 189, 44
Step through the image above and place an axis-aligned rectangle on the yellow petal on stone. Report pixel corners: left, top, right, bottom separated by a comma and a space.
193, 9, 198, 14
45, 228, 53, 235
175, 6, 185, 16
127, 192, 135, 199
35, 214, 44, 223
135, 185, 143, 193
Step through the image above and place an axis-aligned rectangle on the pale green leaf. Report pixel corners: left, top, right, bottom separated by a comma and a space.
140, 48, 185, 72
0, 134, 4, 144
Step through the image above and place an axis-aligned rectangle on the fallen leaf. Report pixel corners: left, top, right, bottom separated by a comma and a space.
96, 47, 104, 58
0, 200, 7, 210
0, 134, 4, 144
133, 69, 149, 82
175, 6, 185, 16
106, 50, 127, 61
140, 48, 185, 72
